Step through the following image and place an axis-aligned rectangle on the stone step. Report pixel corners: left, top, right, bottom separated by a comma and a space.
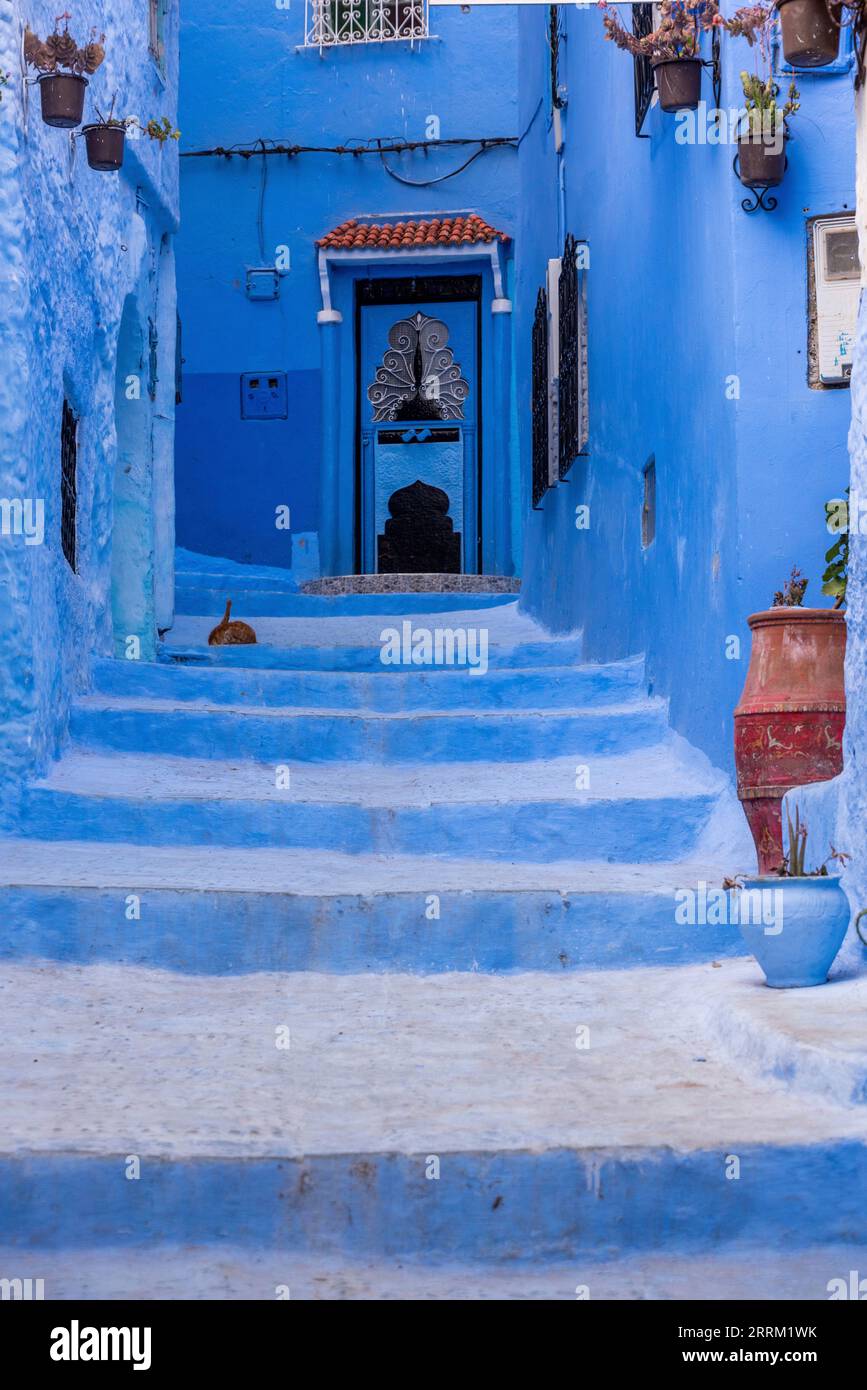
1, 959, 865, 1260
68, 697, 667, 763
0, 842, 749, 973
163, 600, 584, 669
18, 746, 721, 859
164, 636, 587, 672
1, 1242, 861, 1300
172, 590, 523, 619
302, 574, 522, 597
704, 960, 867, 1108
175, 548, 299, 588
91, 656, 645, 711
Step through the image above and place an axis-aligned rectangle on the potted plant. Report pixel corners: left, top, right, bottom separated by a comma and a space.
722, 6, 799, 188
81, 102, 180, 173
822, 488, 849, 607
601, 1, 720, 112
24, 15, 104, 129
734, 567, 846, 873
726, 806, 850, 987
776, 0, 842, 68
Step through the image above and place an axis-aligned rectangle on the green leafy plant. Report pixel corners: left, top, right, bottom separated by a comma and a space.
90, 101, 180, 144
720, 5, 799, 135
600, 0, 719, 62
772, 565, 808, 607
822, 489, 849, 609
141, 116, 181, 145
24, 14, 105, 76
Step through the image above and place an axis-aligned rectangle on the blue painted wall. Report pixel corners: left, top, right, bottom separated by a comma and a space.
0, 1, 179, 815
175, 3, 519, 572
516, 8, 855, 772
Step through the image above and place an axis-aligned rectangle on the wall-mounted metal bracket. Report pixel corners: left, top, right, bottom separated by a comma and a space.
732, 153, 787, 214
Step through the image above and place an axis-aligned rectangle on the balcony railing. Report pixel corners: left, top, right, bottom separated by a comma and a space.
304, 0, 430, 49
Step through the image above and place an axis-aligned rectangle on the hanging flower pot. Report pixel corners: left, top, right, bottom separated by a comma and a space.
599, 5, 712, 117
24, 20, 105, 129
737, 132, 787, 187
652, 57, 703, 113
776, 0, 841, 68
83, 121, 126, 172
37, 71, 88, 129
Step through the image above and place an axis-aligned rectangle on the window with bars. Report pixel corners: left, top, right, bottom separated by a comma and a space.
558, 232, 588, 478
304, 0, 429, 48
633, 3, 656, 136
60, 399, 78, 573
531, 286, 550, 510
642, 457, 656, 547
149, 0, 168, 75
148, 318, 159, 401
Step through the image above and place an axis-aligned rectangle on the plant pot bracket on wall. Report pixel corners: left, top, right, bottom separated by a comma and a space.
704, 27, 723, 114
732, 152, 787, 212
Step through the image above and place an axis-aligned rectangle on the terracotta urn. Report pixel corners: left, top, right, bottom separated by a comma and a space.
733, 608, 846, 873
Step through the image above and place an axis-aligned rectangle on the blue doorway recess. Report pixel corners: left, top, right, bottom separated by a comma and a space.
356, 278, 482, 574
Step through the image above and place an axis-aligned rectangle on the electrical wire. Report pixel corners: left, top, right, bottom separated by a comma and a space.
178, 100, 544, 168
377, 139, 497, 188
180, 134, 519, 160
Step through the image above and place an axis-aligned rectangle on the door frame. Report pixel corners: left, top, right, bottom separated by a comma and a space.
354, 274, 483, 575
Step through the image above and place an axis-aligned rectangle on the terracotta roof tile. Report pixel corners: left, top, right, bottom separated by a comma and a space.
317, 214, 510, 251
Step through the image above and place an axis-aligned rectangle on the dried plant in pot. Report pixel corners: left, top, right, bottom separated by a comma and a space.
24, 16, 105, 129
726, 807, 851, 988
776, 0, 842, 67
82, 105, 181, 173
722, 6, 800, 187
600, 1, 720, 113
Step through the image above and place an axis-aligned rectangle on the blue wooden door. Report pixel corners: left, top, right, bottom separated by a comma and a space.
359, 298, 479, 573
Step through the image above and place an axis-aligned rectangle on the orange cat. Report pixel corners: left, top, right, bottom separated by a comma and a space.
208, 599, 257, 646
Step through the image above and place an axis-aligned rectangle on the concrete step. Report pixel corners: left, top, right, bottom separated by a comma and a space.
18, 745, 721, 859
173, 590, 523, 619
1, 1242, 861, 1300
175, 548, 299, 587
705, 961, 867, 1108
0, 842, 750, 973
1, 959, 865, 1259
164, 636, 587, 672
162, 601, 585, 669
68, 696, 667, 763
91, 656, 645, 712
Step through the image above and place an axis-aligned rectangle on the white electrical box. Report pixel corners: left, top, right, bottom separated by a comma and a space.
813, 216, 860, 384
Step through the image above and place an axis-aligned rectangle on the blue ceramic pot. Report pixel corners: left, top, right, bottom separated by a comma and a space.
734, 875, 850, 988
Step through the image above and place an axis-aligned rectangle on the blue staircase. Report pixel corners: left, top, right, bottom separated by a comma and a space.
1, 584, 864, 1298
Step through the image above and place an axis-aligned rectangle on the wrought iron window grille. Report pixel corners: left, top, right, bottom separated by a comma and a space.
550, 5, 565, 111
633, 3, 655, 138
147, 318, 159, 401
531, 286, 550, 510
632, 6, 721, 136
558, 232, 588, 480
642, 456, 656, 548
60, 399, 78, 574
304, 0, 430, 50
